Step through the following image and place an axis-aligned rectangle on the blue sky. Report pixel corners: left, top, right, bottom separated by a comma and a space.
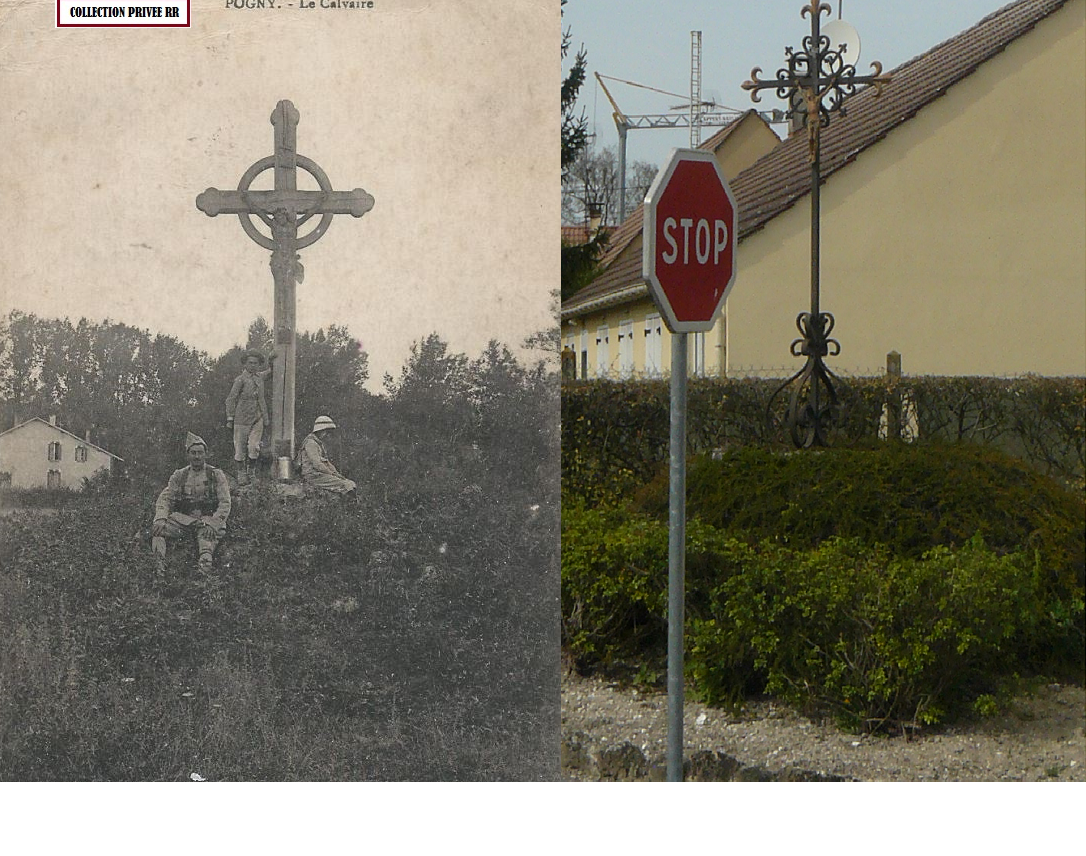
563, 0, 1015, 170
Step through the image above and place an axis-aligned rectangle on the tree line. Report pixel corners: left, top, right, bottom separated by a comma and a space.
0, 310, 557, 499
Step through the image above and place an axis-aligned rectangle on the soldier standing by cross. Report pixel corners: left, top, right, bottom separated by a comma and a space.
197, 100, 374, 476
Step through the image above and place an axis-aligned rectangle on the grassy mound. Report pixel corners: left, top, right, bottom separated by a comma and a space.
0, 482, 557, 780
633, 443, 1084, 607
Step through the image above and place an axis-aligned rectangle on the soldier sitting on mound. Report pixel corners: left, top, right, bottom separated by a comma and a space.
152, 432, 232, 575
298, 415, 357, 496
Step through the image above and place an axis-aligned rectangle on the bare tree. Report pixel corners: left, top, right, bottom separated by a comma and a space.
562, 145, 659, 227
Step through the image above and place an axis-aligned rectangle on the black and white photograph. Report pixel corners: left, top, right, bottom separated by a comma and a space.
0, 0, 559, 784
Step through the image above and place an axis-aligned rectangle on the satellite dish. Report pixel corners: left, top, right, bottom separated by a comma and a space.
823, 19, 861, 69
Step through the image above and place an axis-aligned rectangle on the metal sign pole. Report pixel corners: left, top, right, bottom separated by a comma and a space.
667, 331, 688, 782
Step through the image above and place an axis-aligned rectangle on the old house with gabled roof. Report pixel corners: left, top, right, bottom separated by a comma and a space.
0, 416, 123, 490
562, 0, 1086, 380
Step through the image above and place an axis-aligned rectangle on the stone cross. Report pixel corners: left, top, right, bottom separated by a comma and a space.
197, 100, 374, 466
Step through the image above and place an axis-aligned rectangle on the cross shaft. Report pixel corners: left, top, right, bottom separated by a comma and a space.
743, 3, 889, 448
196, 99, 373, 469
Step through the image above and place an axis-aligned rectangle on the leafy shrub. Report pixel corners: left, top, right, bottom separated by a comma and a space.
700, 536, 1044, 727
562, 503, 1063, 728
0, 486, 79, 509
635, 443, 1084, 614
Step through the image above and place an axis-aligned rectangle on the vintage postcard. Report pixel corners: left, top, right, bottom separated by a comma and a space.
0, 1, 559, 783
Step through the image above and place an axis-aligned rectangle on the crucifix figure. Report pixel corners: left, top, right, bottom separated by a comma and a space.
742, 3, 890, 448
197, 100, 374, 470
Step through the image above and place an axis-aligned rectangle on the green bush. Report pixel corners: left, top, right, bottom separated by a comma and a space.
562, 503, 1078, 729
635, 444, 1084, 612
700, 536, 1044, 727
561, 375, 1085, 500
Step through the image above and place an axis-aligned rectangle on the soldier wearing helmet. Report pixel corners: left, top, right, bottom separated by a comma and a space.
298, 415, 357, 495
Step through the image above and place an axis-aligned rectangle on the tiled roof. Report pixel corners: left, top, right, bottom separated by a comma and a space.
561, 225, 591, 244
0, 417, 124, 461
562, 224, 614, 245
562, 0, 1070, 319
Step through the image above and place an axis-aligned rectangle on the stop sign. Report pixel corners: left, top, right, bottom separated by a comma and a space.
643, 148, 738, 333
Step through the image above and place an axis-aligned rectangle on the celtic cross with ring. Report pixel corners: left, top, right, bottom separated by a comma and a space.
196, 100, 374, 466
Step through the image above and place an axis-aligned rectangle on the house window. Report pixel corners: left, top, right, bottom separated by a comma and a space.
644, 314, 663, 377
47, 441, 62, 461
617, 320, 634, 378
75, 446, 88, 463
580, 330, 588, 380
47, 469, 62, 489
595, 326, 610, 378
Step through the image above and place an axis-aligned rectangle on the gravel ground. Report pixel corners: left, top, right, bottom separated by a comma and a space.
562, 672, 1086, 781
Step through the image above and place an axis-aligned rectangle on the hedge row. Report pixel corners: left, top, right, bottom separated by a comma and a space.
562, 375, 1085, 501
633, 444, 1085, 608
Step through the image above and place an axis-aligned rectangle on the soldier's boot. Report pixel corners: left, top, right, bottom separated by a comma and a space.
237, 459, 250, 485
197, 551, 214, 575
151, 537, 167, 579
248, 457, 261, 482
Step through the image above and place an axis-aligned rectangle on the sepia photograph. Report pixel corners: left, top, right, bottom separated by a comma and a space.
0, 0, 560, 782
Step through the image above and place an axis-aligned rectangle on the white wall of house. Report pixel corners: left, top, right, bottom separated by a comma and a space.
567, 299, 728, 380
0, 419, 115, 489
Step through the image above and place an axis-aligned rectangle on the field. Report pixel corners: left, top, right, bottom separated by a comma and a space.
0, 479, 558, 781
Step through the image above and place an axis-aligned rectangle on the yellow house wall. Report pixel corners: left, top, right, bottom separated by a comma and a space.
727, 1, 1086, 377
713, 115, 782, 181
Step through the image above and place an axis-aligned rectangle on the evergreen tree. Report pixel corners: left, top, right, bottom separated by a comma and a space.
561, 1, 607, 301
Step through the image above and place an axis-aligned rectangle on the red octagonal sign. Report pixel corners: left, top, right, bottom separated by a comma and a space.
643, 148, 738, 333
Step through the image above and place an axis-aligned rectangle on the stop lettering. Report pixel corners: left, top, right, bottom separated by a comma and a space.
660, 217, 730, 266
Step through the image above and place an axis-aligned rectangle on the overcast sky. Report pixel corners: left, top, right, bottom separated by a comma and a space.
0, 1, 555, 393
563, 0, 1016, 173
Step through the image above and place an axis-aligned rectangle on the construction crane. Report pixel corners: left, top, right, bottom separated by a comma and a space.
595, 32, 785, 221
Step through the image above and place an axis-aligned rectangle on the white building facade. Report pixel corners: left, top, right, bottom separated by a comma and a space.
0, 417, 121, 490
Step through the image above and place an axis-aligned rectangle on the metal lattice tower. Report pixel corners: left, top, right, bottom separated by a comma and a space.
690, 31, 702, 147
595, 33, 786, 223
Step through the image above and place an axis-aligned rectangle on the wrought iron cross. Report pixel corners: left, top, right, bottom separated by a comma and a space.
197, 100, 374, 464
742, 3, 889, 448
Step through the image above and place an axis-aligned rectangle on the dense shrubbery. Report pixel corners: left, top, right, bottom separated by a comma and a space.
561, 373, 1084, 728
634, 444, 1084, 609
563, 502, 1076, 728
562, 436, 1085, 729
562, 376, 1086, 501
